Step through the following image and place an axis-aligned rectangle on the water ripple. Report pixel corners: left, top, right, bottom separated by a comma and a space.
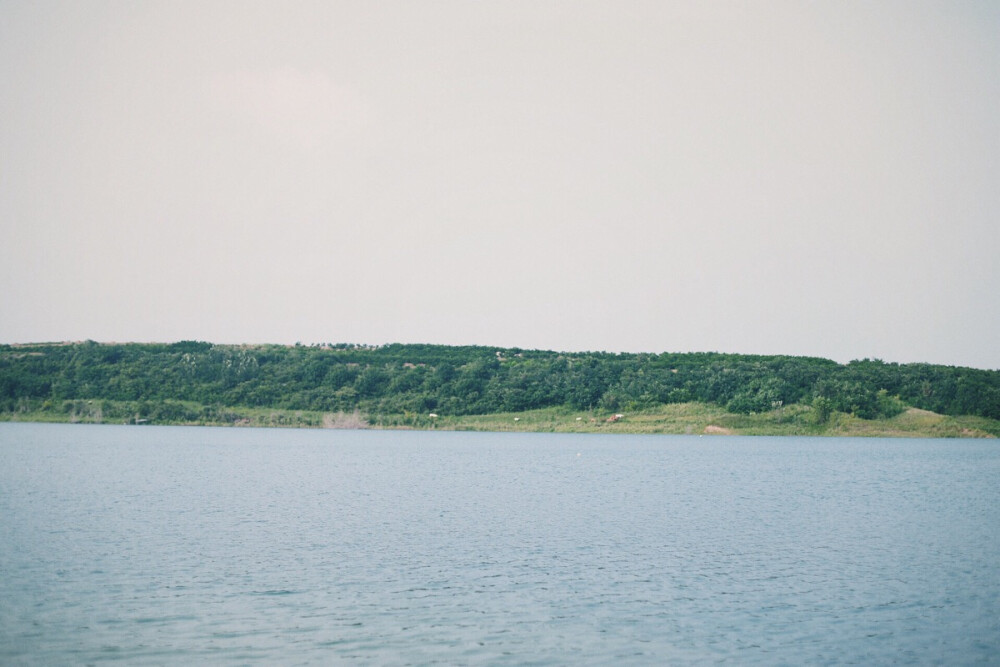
1, 424, 998, 664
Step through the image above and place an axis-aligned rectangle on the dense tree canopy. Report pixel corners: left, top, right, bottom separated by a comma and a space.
2, 341, 998, 421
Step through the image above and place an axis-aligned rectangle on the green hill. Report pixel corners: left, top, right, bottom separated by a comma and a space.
2, 341, 998, 437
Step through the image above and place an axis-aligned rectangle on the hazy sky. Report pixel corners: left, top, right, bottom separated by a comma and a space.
2, 1, 998, 368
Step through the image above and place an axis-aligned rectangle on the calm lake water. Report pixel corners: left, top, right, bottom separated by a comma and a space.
1, 423, 998, 665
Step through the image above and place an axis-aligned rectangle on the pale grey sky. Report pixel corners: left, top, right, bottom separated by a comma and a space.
2, 1, 998, 368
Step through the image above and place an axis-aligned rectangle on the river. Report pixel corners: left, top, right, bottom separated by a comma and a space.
1, 422, 997, 664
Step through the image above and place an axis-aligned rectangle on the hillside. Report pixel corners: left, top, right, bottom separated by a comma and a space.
2, 341, 998, 437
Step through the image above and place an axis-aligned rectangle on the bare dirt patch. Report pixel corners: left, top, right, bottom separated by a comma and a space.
704, 425, 733, 435
323, 410, 369, 429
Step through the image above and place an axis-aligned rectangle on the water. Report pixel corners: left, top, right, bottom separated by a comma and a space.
1, 423, 998, 665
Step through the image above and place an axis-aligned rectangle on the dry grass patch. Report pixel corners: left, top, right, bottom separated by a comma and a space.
323, 410, 370, 429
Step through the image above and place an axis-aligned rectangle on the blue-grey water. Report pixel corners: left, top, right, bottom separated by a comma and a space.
1, 423, 997, 665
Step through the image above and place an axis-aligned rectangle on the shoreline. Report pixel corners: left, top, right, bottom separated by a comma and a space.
3, 403, 997, 439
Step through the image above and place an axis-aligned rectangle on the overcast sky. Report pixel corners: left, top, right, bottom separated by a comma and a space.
2, 1, 998, 369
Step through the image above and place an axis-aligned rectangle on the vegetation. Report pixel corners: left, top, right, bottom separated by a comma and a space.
1, 341, 998, 437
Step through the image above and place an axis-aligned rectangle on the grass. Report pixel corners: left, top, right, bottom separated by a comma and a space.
0, 400, 331, 429
374, 403, 999, 438
3, 401, 997, 438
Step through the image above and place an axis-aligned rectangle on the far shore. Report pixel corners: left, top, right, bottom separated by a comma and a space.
3, 403, 997, 439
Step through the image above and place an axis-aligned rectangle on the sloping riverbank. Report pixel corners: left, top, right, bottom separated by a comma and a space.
4, 402, 997, 438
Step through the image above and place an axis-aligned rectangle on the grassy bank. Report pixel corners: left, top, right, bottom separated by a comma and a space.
375, 403, 999, 438
4, 400, 996, 438
0, 399, 331, 429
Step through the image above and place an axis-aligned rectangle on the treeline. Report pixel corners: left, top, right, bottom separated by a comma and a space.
2, 341, 999, 422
